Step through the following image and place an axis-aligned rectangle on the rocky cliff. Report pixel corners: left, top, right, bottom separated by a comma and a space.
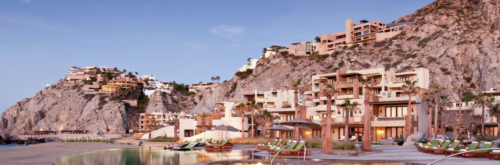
0, 81, 196, 136
194, 0, 500, 111
0, 81, 129, 136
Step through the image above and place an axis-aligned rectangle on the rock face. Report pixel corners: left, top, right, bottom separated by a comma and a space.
145, 91, 196, 113
195, 0, 500, 112
0, 81, 130, 136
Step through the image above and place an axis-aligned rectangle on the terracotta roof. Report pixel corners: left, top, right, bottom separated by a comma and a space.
109, 77, 138, 83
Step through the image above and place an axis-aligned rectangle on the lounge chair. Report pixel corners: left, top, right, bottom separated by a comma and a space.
489, 149, 500, 160
279, 141, 311, 156
339, 136, 345, 141
446, 141, 479, 157
432, 140, 459, 155
269, 140, 297, 155
463, 142, 494, 158
171, 142, 197, 151
257, 139, 280, 150
422, 139, 443, 153
205, 139, 232, 149
427, 140, 451, 154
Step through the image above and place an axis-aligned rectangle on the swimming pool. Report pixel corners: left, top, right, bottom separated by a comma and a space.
53, 148, 416, 165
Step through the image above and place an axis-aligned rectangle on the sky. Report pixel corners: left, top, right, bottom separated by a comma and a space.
0, 0, 434, 113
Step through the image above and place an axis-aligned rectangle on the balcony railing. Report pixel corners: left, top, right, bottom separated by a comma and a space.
374, 116, 405, 121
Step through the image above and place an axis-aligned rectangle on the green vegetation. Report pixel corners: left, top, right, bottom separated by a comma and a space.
475, 135, 500, 141
99, 95, 108, 101
280, 51, 289, 56
83, 94, 95, 101
457, 41, 468, 45
225, 82, 238, 97
405, 53, 417, 59
418, 32, 440, 47
428, 57, 437, 63
349, 44, 360, 50
308, 52, 329, 63
235, 69, 253, 79
61, 138, 114, 143
407, 36, 418, 40
147, 137, 179, 142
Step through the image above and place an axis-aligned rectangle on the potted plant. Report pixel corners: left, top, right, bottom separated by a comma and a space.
397, 133, 405, 146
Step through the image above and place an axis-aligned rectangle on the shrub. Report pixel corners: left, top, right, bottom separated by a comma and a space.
280, 51, 289, 56
83, 94, 95, 100
457, 41, 468, 45
225, 82, 238, 97
235, 69, 253, 79
418, 32, 440, 47
147, 137, 179, 142
405, 53, 418, 59
440, 67, 449, 72
99, 96, 107, 101
362, 43, 368, 46
407, 36, 418, 40
349, 44, 360, 50
476, 135, 500, 141
428, 57, 437, 63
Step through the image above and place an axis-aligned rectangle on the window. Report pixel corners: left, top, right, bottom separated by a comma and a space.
399, 26, 404, 30
322, 40, 327, 43
309, 116, 313, 120
363, 25, 369, 28
385, 106, 408, 117
354, 32, 362, 36
363, 30, 370, 35
354, 27, 361, 30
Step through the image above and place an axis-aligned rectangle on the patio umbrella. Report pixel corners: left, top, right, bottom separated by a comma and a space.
212, 125, 240, 139
198, 127, 210, 141
267, 125, 293, 139
280, 118, 320, 141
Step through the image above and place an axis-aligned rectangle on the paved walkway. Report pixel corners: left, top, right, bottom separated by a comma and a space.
251, 145, 500, 165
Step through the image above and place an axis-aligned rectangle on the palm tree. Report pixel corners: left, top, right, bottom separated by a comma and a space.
423, 91, 435, 138
211, 77, 215, 83
291, 78, 303, 140
453, 84, 469, 123
261, 109, 273, 138
197, 112, 211, 129
489, 103, 500, 136
247, 100, 259, 138
358, 76, 377, 151
216, 76, 220, 83
429, 84, 444, 139
321, 80, 337, 154
262, 48, 267, 54
237, 103, 247, 138
135, 71, 138, 75
473, 92, 494, 136
439, 95, 453, 135
314, 36, 321, 42
169, 118, 179, 139
401, 80, 420, 139
340, 99, 359, 142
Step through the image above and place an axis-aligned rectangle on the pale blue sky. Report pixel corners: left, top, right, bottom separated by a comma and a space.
0, 0, 434, 113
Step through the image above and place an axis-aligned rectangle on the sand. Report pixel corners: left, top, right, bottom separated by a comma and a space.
0, 142, 136, 165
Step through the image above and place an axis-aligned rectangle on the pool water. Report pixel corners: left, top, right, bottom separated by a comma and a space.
53, 148, 415, 165
0, 144, 25, 149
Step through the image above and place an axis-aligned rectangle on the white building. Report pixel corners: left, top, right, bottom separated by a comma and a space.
144, 80, 172, 97
238, 59, 259, 72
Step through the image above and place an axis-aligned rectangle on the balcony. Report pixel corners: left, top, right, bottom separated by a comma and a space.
371, 116, 405, 127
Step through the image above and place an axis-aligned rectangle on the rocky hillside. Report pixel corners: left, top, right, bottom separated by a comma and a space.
0, 81, 196, 136
194, 0, 500, 111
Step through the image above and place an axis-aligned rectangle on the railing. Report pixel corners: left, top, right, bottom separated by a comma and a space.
339, 93, 353, 95
340, 81, 354, 84
374, 117, 405, 121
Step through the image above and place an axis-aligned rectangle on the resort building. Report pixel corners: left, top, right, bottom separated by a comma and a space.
189, 82, 220, 93
101, 77, 139, 93
287, 19, 413, 56
143, 80, 172, 97
238, 59, 259, 72
288, 41, 315, 56
263, 45, 288, 58
444, 88, 500, 136
306, 67, 430, 142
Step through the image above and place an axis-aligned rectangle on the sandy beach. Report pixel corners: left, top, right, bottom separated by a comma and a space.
0, 142, 138, 165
